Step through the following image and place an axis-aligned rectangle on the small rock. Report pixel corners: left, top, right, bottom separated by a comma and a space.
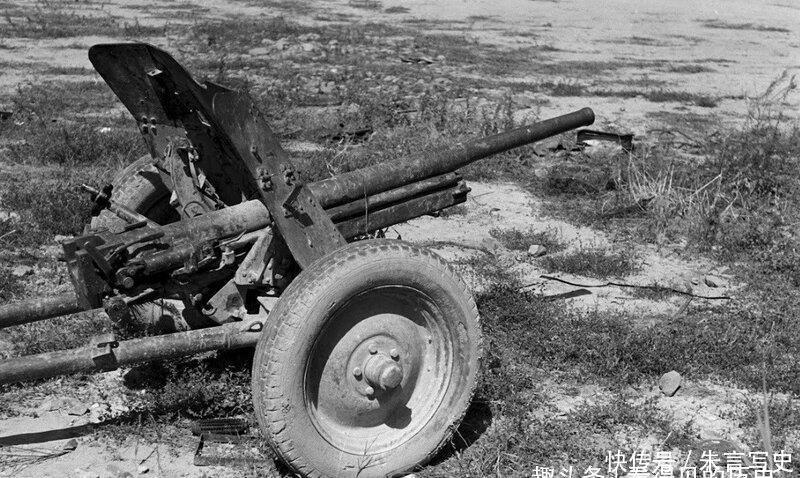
691, 278, 700, 286
480, 237, 503, 254
37, 397, 62, 412
53, 234, 73, 243
63, 438, 78, 451
247, 46, 271, 56
40, 244, 63, 260
0, 211, 20, 223
659, 370, 682, 397
301, 42, 316, 52
67, 403, 89, 416
11, 265, 33, 277
298, 32, 320, 41
107, 464, 133, 478
527, 244, 547, 257
137, 465, 149, 474
274, 38, 289, 50
704, 276, 721, 288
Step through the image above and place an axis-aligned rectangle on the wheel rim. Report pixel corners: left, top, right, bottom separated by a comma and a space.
305, 285, 454, 455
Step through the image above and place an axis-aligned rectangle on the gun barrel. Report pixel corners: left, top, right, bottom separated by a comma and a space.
0, 293, 82, 328
308, 107, 594, 208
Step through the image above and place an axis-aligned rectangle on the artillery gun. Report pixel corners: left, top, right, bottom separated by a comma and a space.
0, 43, 594, 477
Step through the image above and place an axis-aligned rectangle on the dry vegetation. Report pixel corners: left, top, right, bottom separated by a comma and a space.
1, 0, 799, 476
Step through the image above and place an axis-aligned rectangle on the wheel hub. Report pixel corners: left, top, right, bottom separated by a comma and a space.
363, 351, 404, 391
305, 286, 454, 454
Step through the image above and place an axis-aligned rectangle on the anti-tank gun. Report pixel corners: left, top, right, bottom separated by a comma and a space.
0, 43, 594, 477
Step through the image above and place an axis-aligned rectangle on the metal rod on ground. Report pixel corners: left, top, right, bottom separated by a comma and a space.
0, 319, 263, 385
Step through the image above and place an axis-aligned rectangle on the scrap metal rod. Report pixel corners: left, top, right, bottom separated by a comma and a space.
0, 319, 262, 385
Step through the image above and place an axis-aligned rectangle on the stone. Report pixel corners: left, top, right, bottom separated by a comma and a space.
274, 38, 289, 50
53, 234, 73, 243
137, 465, 149, 474
63, 438, 78, 451
67, 403, 89, 416
107, 464, 133, 478
527, 244, 548, 257
247, 46, 271, 56
659, 370, 682, 397
10, 265, 33, 277
0, 211, 20, 223
704, 276, 721, 288
301, 42, 316, 52
479, 237, 503, 254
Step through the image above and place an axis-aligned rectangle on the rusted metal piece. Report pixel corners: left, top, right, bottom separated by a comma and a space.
324, 172, 461, 222
211, 92, 347, 268
335, 181, 470, 238
0, 319, 263, 385
309, 108, 595, 208
0, 293, 83, 329
577, 128, 634, 152
80, 184, 157, 227
234, 230, 274, 287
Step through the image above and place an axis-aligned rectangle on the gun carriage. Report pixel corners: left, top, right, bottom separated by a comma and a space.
0, 44, 594, 477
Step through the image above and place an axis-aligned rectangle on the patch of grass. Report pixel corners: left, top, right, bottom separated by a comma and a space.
348, 0, 382, 10
735, 395, 800, 453
667, 64, 716, 74
384, 6, 409, 13
11, 81, 120, 118
701, 20, 790, 33
593, 88, 719, 107
611, 36, 667, 46
0, 170, 102, 247
549, 81, 585, 96
6, 311, 110, 357
0, 1, 166, 38
124, 352, 254, 420
541, 245, 638, 278
489, 227, 567, 252
5, 122, 143, 167
0, 269, 23, 301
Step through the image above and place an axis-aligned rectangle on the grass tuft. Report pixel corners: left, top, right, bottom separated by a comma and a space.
541, 245, 638, 278
489, 227, 567, 252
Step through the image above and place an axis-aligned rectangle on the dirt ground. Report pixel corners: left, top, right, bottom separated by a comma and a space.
1, 0, 798, 477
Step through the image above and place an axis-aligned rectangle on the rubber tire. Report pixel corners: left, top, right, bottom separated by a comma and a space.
251, 239, 482, 478
90, 154, 176, 233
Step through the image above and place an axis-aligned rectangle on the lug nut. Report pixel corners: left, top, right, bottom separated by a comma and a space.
352, 367, 362, 378
390, 348, 399, 359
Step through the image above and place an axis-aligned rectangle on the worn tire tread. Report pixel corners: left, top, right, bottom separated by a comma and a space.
252, 239, 481, 478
